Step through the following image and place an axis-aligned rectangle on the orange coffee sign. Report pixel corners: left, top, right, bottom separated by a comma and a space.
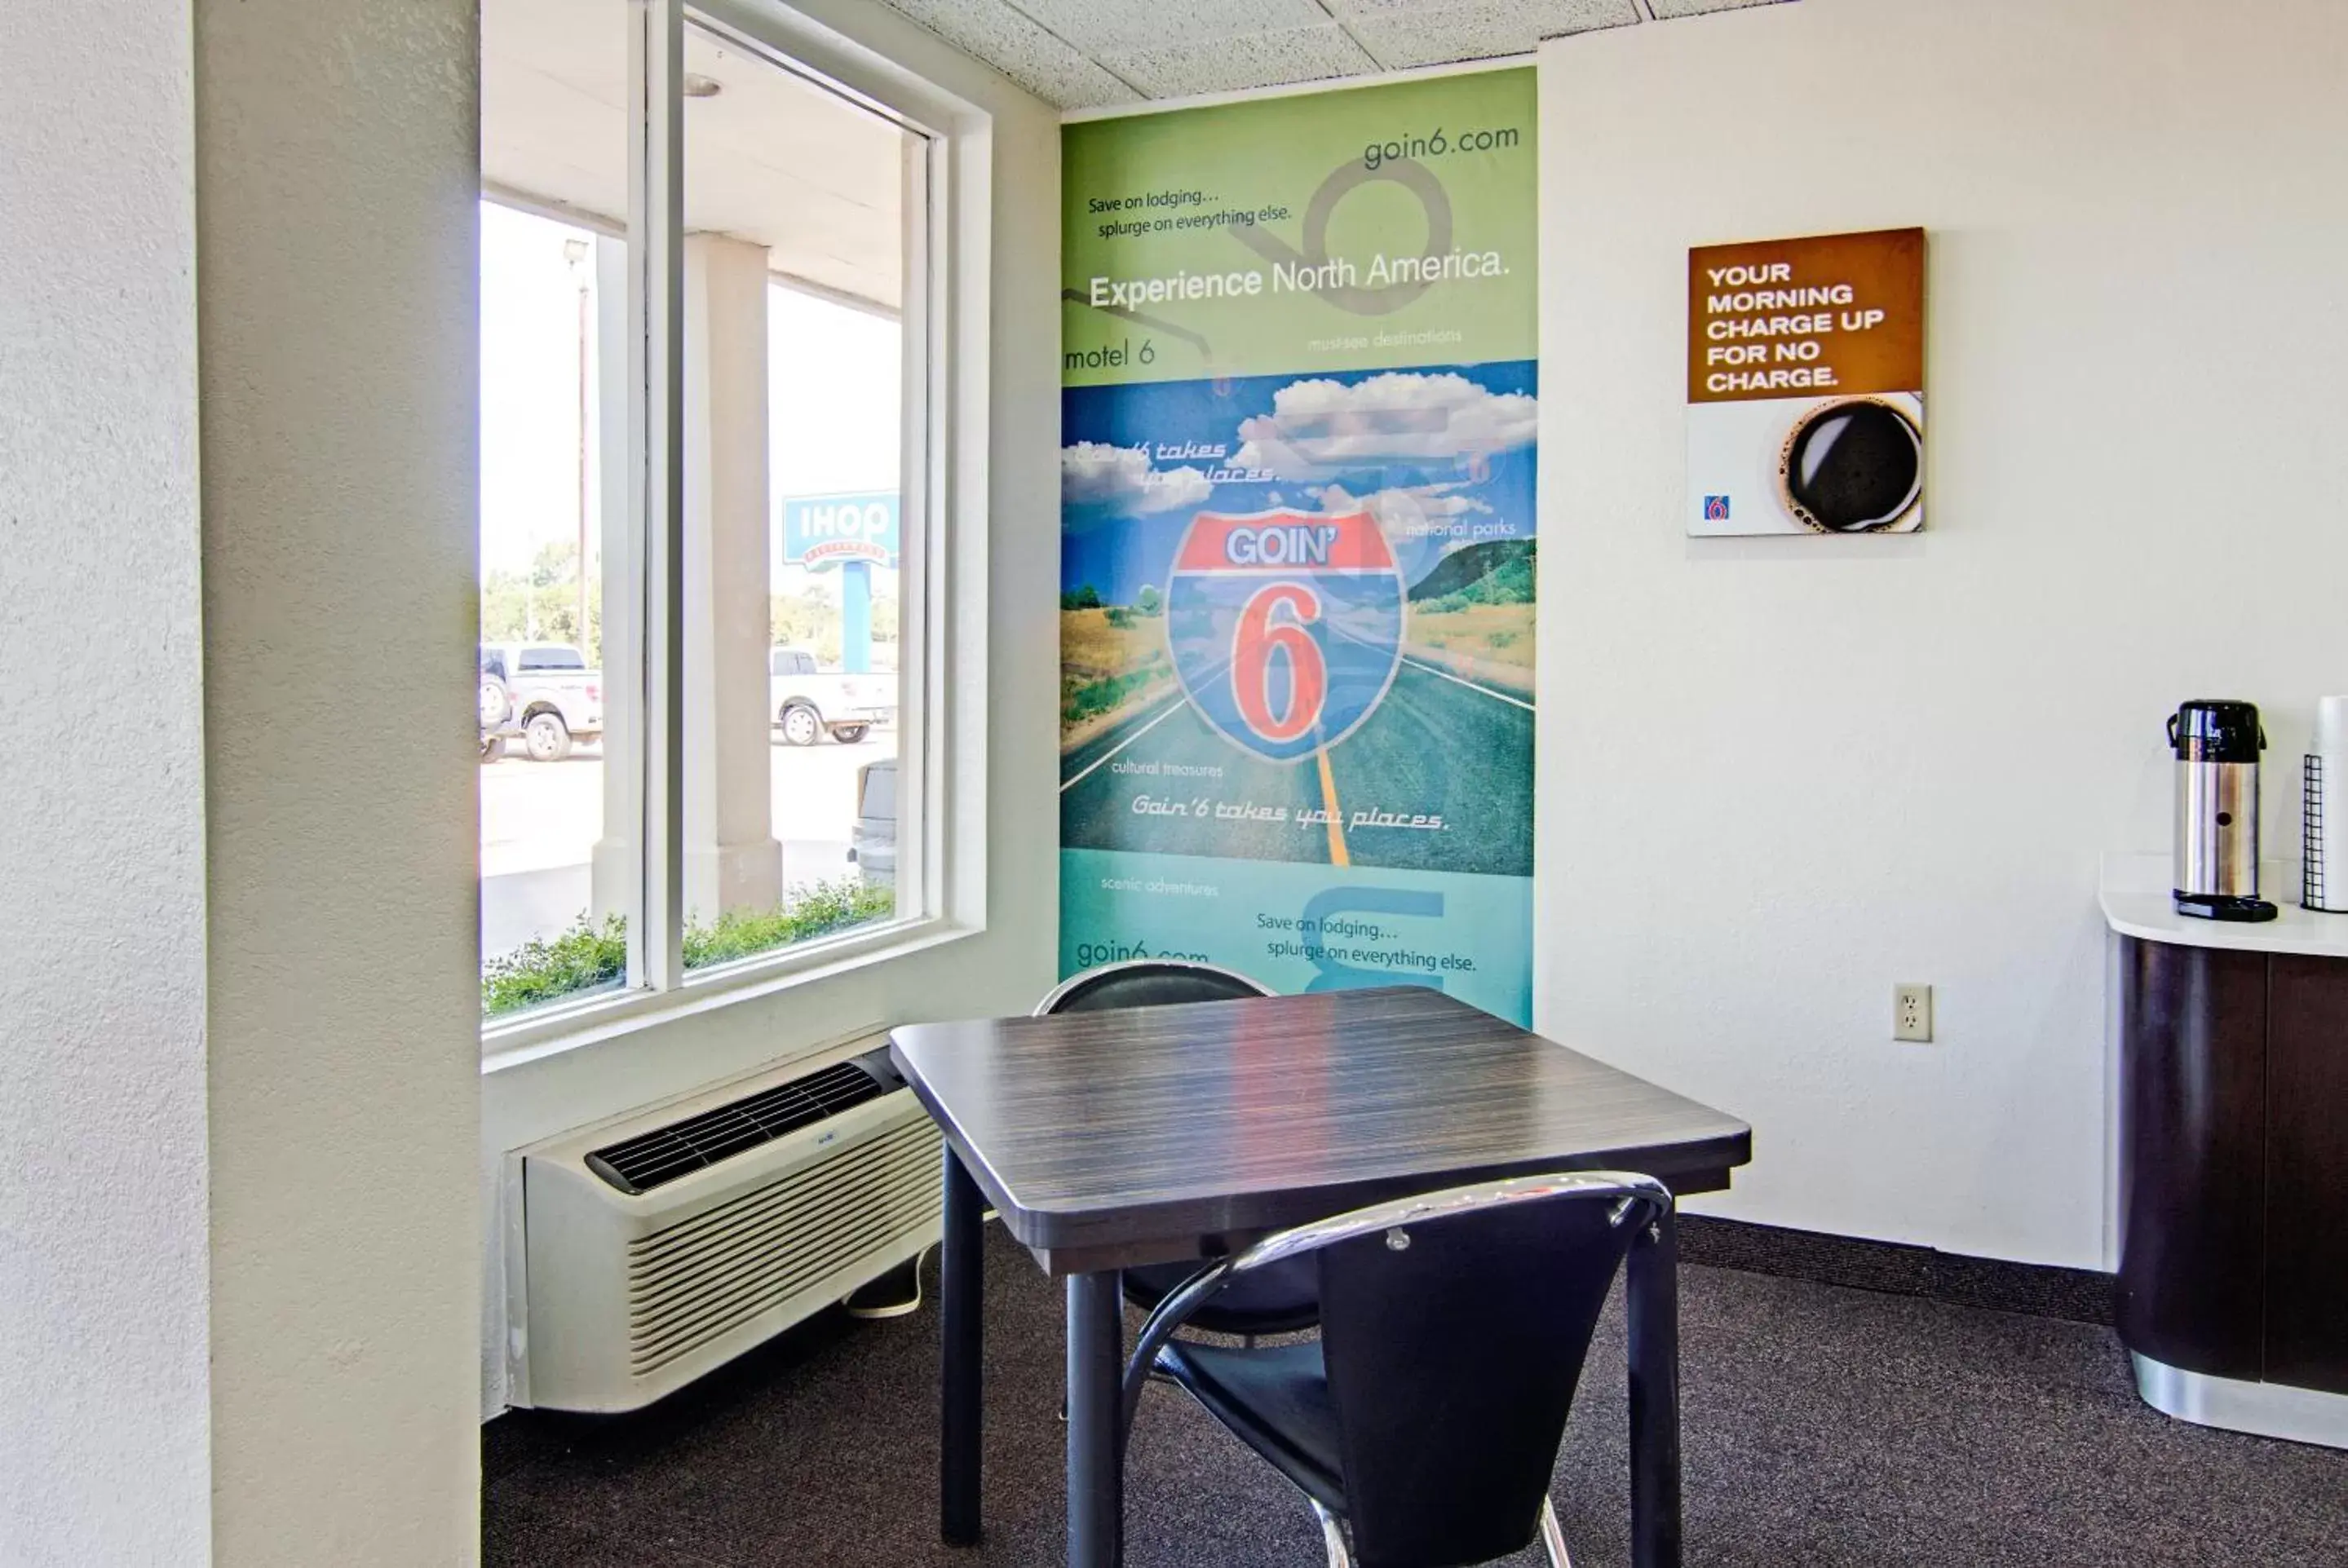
1688, 227, 1925, 404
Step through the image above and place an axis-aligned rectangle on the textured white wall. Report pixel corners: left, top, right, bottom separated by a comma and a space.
477, 0, 1062, 1415
0, 4, 212, 1561
1537, 0, 2348, 1267
195, 0, 484, 1560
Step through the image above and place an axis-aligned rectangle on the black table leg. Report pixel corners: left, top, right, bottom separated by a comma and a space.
940, 1145, 984, 1545
1626, 1204, 1683, 1568
1067, 1270, 1124, 1568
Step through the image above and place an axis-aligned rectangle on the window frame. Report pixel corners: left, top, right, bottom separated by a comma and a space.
480, 0, 986, 1058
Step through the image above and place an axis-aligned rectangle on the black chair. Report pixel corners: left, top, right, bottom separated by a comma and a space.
1034, 961, 1322, 1337
1121, 1169, 1673, 1568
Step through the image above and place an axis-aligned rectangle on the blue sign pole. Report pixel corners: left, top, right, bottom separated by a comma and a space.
841, 559, 873, 674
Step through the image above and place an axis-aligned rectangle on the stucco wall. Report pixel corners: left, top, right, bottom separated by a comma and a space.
196, 0, 484, 1559
0, 3, 212, 1560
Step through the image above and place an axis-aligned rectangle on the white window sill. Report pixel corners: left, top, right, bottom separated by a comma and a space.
480, 914, 979, 1075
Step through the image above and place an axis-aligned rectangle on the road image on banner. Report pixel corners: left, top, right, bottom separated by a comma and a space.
1058, 67, 1537, 1023
1060, 365, 1534, 882
1168, 510, 1403, 764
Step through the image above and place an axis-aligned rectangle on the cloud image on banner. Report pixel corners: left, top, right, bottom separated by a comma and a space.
1232, 371, 1538, 479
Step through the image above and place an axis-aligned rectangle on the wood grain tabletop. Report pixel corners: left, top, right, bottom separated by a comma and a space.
891, 987, 1750, 1268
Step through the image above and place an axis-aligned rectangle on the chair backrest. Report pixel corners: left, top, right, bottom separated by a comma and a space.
1041, 961, 1320, 1336
1314, 1181, 1653, 1568
1034, 959, 1273, 1016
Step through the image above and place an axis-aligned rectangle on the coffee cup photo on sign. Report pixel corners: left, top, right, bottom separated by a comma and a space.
1687, 227, 1926, 537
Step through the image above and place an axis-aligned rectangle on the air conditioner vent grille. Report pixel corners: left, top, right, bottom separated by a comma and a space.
586, 1060, 887, 1195
625, 1114, 941, 1374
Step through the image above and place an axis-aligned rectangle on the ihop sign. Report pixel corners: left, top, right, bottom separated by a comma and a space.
780, 491, 899, 568
1166, 508, 1404, 764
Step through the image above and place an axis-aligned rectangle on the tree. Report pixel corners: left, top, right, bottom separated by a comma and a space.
480, 543, 602, 663
1134, 583, 1162, 616
529, 537, 577, 589
1059, 584, 1101, 612
770, 585, 842, 666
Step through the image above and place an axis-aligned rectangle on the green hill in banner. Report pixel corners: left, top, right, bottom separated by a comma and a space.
1408, 538, 1535, 610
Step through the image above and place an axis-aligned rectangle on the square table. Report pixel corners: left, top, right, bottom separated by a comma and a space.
890, 985, 1752, 1568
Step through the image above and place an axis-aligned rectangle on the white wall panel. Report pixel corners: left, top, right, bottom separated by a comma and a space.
1537, 0, 2348, 1266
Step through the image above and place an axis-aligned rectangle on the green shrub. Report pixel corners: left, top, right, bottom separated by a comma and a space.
482, 879, 896, 1018
480, 913, 627, 1017
683, 880, 895, 969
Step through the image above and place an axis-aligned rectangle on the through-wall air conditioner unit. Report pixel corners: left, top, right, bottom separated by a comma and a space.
510, 1039, 941, 1412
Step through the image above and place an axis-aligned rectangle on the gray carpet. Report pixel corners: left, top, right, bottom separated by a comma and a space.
484, 1225, 2348, 1566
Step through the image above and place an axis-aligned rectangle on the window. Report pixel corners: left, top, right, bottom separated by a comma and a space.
480, 0, 948, 1033
478, 0, 627, 1020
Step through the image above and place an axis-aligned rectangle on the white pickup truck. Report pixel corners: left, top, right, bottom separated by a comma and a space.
770, 646, 894, 746
480, 643, 604, 762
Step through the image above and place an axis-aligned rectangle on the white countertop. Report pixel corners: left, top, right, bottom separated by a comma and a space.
2101, 851, 2348, 958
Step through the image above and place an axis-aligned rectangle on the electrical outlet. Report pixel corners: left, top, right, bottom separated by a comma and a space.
1894, 983, 1934, 1043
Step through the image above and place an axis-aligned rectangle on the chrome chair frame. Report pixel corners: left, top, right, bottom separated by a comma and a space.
1121, 1169, 1673, 1568
1311, 1499, 1575, 1568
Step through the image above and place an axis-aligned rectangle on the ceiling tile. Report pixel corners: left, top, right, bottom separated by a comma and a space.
1099, 22, 1382, 99
873, 0, 1142, 109
1005, 0, 1331, 57
1344, 0, 1636, 69
1322, 0, 1519, 12
1647, 0, 1796, 17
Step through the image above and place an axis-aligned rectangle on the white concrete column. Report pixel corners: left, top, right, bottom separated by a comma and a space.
681, 233, 780, 923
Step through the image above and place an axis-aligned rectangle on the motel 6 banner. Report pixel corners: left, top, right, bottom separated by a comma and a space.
1058, 68, 1537, 1023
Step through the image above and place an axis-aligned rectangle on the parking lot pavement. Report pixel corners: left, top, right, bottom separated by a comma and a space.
480, 731, 895, 957
481, 746, 606, 879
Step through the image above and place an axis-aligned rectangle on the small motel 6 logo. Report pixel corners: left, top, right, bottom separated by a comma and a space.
1704, 495, 1731, 521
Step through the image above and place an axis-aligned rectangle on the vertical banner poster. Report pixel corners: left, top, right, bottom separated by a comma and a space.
1058, 69, 1538, 1023
1687, 227, 1926, 536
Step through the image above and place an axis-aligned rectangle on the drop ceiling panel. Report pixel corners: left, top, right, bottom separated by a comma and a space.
883, 0, 1141, 108
1345, 0, 1638, 70
1648, 0, 1791, 17
876, 0, 1797, 108
1098, 22, 1383, 99
1008, 0, 1332, 56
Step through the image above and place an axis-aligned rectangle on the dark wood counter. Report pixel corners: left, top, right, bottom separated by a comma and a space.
2113, 925, 2348, 1446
